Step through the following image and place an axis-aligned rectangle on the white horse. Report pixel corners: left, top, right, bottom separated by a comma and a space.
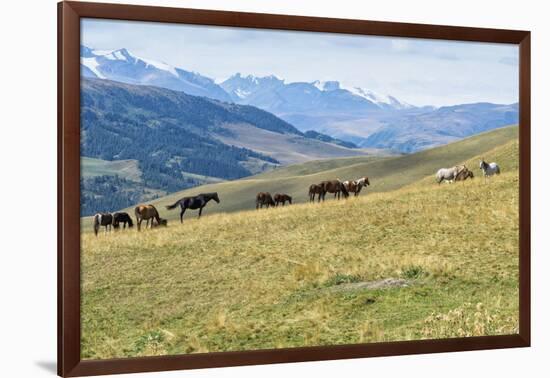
479, 160, 501, 177
435, 166, 465, 185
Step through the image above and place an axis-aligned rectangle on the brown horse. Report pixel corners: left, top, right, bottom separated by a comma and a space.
274, 193, 292, 206
256, 192, 275, 209
455, 167, 474, 181
319, 180, 349, 201
344, 177, 371, 197
309, 184, 323, 202
135, 204, 166, 231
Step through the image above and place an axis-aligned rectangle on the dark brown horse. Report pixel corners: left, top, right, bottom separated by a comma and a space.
274, 193, 292, 206
113, 212, 134, 229
166, 192, 220, 223
319, 180, 349, 201
256, 192, 275, 209
455, 167, 474, 181
135, 204, 165, 231
309, 184, 323, 202
93, 212, 113, 236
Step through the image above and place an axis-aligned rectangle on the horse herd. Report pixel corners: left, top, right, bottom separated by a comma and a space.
436, 159, 500, 184
92, 159, 500, 236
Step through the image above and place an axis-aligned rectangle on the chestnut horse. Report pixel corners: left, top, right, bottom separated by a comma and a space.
256, 192, 275, 209
319, 180, 349, 201
274, 193, 292, 206
309, 184, 323, 202
135, 204, 165, 231
455, 167, 474, 181
343, 177, 370, 197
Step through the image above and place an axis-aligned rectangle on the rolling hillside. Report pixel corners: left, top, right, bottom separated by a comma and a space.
81, 125, 517, 227
81, 157, 143, 182
81, 132, 519, 358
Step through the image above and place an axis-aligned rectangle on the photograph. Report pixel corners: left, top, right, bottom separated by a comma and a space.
79, 18, 520, 360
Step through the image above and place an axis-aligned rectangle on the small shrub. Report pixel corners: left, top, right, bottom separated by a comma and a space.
324, 273, 362, 287
401, 265, 426, 279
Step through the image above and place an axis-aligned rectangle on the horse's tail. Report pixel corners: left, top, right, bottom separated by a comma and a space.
166, 199, 181, 210
93, 214, 100, 236
340, 182, 349, 197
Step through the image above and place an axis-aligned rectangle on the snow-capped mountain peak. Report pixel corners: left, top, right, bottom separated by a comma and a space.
79, 45, 231, 101
88, 48, 179, 78
312, 80, 341, 92
345, 86, 413, 109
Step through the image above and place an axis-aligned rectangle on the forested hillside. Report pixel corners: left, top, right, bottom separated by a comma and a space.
80, 79, 360, 215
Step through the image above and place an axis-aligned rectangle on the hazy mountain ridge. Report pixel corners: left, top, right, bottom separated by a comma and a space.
80, 45, 519, 153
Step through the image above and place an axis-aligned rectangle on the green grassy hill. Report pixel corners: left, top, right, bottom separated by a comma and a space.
81, 157, 143, 182
81, 133, 519, 359
82, 125, 517, 229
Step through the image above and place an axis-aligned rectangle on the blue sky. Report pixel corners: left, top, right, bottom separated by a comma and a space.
82, 18, 519, 107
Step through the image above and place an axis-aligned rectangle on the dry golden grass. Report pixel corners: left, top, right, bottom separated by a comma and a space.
81, 139, 519, 359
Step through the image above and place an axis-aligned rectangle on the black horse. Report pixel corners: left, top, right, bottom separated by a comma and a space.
166, 192, 220, 223
113, 212, 134, 229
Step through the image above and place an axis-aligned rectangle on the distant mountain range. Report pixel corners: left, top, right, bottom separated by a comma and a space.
220, 74, 412, 114
80, 45, 519, 153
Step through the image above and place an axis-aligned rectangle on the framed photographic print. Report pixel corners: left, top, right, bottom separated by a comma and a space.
58, 1, 531, 376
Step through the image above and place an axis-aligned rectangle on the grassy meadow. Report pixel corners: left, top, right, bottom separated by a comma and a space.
81, 127, 519, 359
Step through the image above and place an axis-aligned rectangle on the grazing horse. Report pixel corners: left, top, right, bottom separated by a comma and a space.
135, 204, 163, 231
274, 193, 292, 206
113, 212, 133, 229
256, 192, 275, 209
309, 184, 323, 202
319, 179, 349, 201
166, 192, 220, 222
479, 159, 501, 177
344, 177, 371, 196
93, 213, 113, 236
435, 165, 466, 184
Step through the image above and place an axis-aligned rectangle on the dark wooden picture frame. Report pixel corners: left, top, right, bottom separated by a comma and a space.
58, 1, 531, 376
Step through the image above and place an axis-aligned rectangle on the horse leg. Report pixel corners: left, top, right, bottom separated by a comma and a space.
198, 206, 203, 218
180, 207, 187, 222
